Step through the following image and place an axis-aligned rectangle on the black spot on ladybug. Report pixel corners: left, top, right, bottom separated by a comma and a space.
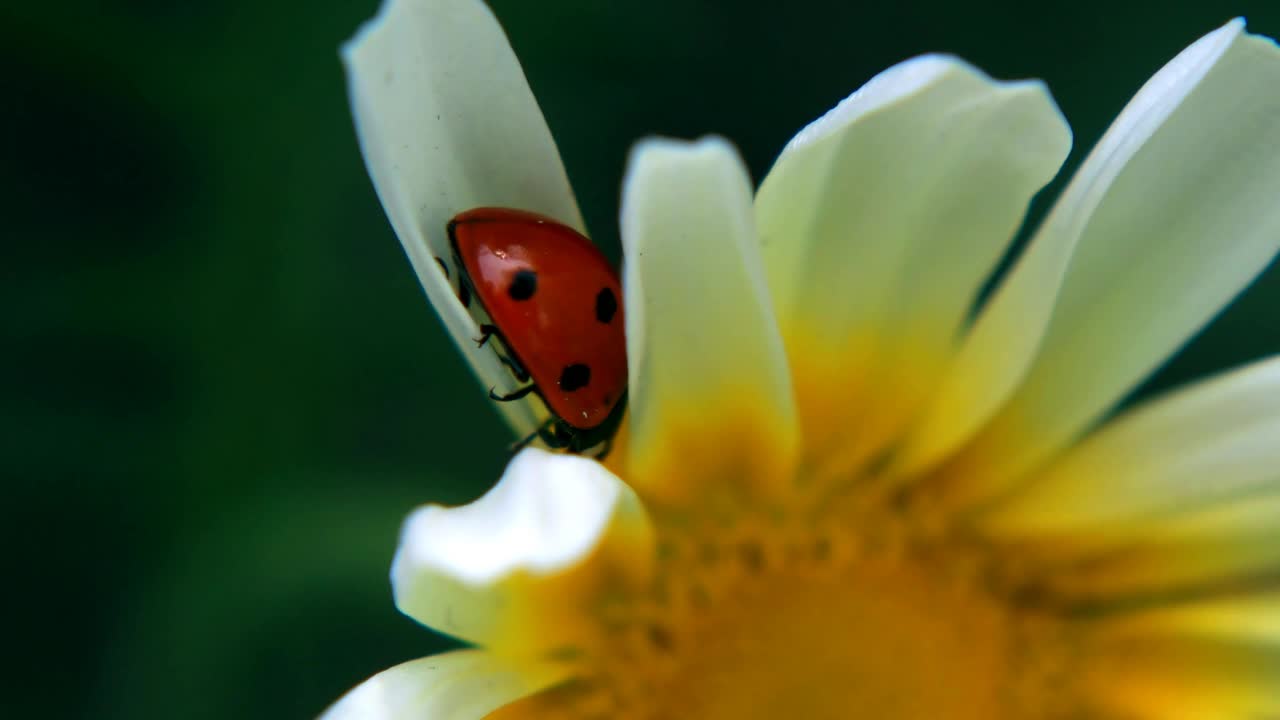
595, 287, 618, 324
559, 363, 591, 392
508, 269, 537, 301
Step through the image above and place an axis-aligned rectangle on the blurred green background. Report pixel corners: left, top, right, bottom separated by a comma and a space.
5, 1, 1279, 718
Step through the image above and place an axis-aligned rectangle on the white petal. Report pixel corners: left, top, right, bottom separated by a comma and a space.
343, 0, 582, 436
392, 448, 652, 653
899, 20, 1280, 485
754, 55, 1070, 472
981, 355, 1280, 536
758, 55, 1068, 354
320, 650, 567, 720
620, 137, 798, 503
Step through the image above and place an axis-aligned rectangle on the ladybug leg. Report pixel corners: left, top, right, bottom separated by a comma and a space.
592, 435, 614, 461
489, 384, 537, 402
508, 425, 542, 453
539, 421, 574, 450
435, 256, 472, 308
498, 353, 530, 383
467, 321, 528, 381
508, 417, 561, 453
474, 324, 499, 348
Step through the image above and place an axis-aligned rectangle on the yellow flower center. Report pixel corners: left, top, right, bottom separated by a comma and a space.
495, 499, 1076, 719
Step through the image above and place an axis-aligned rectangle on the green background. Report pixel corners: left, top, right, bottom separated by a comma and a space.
6, 1, 1279, 718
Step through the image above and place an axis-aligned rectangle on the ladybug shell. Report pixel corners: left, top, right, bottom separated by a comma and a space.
449, 208, 627, 431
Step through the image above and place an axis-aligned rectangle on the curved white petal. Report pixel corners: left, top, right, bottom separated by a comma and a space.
343, 0, 582, 437
754, 55, 1070, 472
981, 355, 1280, 536
899, 20, 1280, 486
621, 137, 798, 503
757, 54, 1069, 362
320, 650, 567, 720
392, 448, 653, 654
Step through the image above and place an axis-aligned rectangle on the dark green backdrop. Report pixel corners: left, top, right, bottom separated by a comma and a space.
6, 1, 1279, 718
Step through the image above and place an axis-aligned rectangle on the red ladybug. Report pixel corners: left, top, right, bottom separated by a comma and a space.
442, 207, 627, 455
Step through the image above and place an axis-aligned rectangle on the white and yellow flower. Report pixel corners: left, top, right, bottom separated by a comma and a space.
331, 0, 1280, 717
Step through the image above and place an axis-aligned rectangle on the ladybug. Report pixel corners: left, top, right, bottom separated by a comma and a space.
440, 207, 627, 455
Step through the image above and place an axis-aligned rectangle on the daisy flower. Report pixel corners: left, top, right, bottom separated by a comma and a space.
330, 0, 1280, 717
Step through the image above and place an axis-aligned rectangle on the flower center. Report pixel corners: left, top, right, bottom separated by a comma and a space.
637, 539, 1008, 718
508, 509, 1074, 720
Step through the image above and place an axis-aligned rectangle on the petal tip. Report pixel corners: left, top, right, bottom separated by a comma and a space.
784, 54, 1001, 152
625, 134, 743, 173
339, 0, 396, 66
